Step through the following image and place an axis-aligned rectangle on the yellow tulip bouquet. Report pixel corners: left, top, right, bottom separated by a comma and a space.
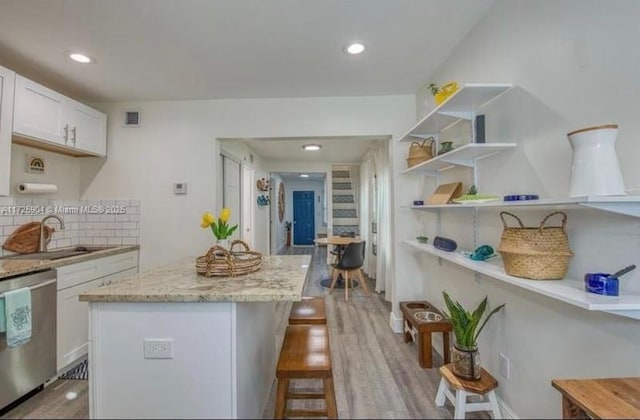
201, 208, 238, 240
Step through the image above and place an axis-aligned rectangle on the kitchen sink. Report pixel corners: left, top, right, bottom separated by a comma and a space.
0, 245, 118, 261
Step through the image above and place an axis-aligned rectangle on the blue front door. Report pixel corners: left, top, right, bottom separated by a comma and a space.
293, 191, 315, 245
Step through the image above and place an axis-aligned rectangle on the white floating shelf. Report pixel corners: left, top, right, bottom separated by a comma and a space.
409, 196, 640, 218
399, 83, 513, 142
403, 240, 640, 320
401, 143, 517, 176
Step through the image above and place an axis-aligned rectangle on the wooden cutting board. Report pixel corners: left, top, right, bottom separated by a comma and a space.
3, 222, 55, 253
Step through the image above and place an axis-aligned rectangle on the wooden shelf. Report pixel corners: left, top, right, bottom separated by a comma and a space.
399, 83, 513, 142
408, 196, 640, 218
401, 143, 517, 176
403, 240, 640, 320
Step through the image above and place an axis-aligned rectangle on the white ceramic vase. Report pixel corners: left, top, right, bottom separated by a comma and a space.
216, 239, 230, 250
567, 124, 626, 197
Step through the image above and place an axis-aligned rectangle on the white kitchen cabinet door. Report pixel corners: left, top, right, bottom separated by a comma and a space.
57, 265, 138, 372
57, 277, 104, 372
0, 66, 15, 196
13, 75, 67, 146
66, 99, 107, 157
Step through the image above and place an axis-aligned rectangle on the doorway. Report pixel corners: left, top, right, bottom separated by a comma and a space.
293, 190, 315, 245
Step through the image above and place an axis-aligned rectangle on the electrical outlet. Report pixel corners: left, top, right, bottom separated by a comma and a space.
143, 339, 174, 359
499, 353, 510, 380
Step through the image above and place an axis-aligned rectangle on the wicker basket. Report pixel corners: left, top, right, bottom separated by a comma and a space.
406, 137, 435, 168
497, 211, 574, 280
196, 240, 263, 277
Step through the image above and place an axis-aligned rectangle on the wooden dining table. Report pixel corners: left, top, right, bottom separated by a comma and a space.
552, 377, 640, 419
314, 236, 363, 289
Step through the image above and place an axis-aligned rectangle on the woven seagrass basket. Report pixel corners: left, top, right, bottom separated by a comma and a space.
497, 211, 574, 280
196, 239, 263, 277
406, 137, 435, 168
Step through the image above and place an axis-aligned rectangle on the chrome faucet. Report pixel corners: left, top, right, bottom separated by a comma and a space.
40, 215, 65, 252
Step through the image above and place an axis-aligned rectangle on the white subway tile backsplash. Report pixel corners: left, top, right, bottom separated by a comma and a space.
0, 199, 140, 252
3, 226, 17, 236
13, 215, 33, 225
57, 238, 71, 248
107, 237, 123, 245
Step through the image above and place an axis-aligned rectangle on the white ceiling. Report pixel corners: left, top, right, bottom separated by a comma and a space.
278, 172, 325, 182
0, 0, 494, 102
221, 135, 385, 164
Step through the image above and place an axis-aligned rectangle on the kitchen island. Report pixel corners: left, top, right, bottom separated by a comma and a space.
79, 255, 311, 419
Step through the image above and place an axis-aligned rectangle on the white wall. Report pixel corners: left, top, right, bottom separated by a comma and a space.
395, 0, 640, 417
270, 174, 285, 254
253, 168, 270, 254
84, 96, 413, 269
10, 144, 82, 200
284, 178, 325, 243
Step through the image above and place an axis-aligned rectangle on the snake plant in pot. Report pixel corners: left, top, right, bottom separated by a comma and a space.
442, 291, 505, 380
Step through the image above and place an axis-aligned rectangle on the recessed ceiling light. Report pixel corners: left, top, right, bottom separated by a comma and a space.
68, 52, 93, 64
345, 42, 365, 55
302, 144, 321, 151
300, 174, 310, 178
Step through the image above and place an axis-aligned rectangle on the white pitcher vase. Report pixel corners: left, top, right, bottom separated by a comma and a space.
567, 124, 626, 197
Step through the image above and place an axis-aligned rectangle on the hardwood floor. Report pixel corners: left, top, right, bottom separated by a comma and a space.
2, 245, 481, 419
266, 245, 473, 419
0, 380, 88, 419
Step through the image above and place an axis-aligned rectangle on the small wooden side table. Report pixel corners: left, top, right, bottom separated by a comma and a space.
552, 377, 640, 419
400, 300, 452, 368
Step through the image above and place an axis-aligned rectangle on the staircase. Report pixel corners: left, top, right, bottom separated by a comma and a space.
331, 166, 359, 236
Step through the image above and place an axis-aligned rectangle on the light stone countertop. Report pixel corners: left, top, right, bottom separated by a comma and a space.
0, 245, 140, 280
79, 255, 311, 303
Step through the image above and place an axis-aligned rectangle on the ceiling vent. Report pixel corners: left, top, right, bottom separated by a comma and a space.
123, 109, 141, 127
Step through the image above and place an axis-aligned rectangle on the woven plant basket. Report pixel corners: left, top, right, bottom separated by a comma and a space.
497, 211, 574, 280
196, 239, 263, 277
406, 137, 435, 168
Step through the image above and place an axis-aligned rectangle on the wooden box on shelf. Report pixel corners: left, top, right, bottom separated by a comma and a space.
427, 182, 463, 205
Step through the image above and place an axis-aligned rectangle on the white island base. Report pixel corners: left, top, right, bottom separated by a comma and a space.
88, 300, 276, 419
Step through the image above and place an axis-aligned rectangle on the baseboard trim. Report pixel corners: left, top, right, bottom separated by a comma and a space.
389, 310, 403, 333
497, 397, 519, 419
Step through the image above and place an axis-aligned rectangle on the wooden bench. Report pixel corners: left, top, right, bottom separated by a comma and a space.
274, 325, 337, 419
289, 296, 327, 325
435, 363, 501, 419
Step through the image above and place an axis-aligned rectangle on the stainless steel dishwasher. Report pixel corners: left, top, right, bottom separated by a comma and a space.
0, 269, 56, 410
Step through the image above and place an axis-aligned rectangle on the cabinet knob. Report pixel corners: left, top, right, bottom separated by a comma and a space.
71, 126, 77, 145
63, 124, 69, 144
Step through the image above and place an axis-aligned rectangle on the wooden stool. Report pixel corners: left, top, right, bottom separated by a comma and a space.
274, 325, 337, 419
289, 296, 327, 325
435, 363, 502, 419
400, 301, 452, 368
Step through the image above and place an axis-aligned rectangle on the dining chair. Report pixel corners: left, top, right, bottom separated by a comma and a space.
328, 241, 368, 301
330, 231, 357, 261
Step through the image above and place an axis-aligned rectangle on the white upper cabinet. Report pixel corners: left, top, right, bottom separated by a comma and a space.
0, 66, 15, 196
66, 99, 107, 156
12, 74, 107, 157
13, 74, 67, 146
